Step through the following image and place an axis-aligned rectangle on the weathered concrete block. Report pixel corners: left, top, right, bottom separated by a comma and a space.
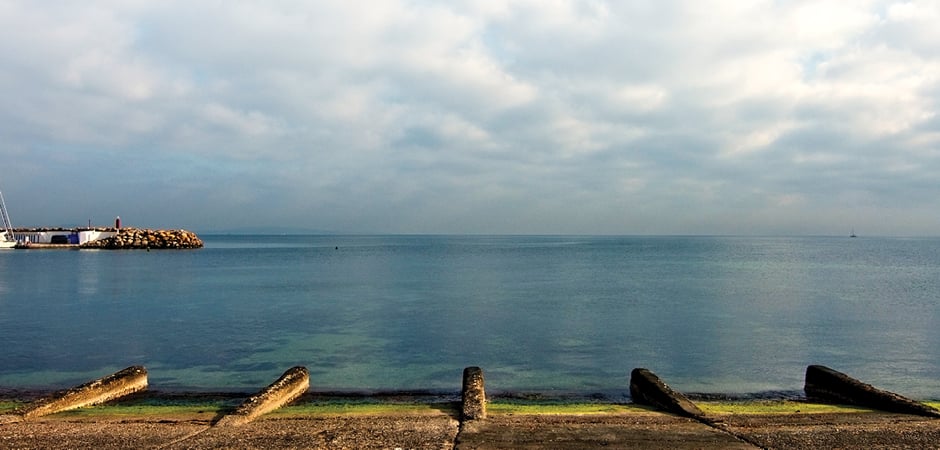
216, 366, 310, 427
462, 366, 486, 421
14, 366, 148, 419
629, 368, 704, 419
805, 365, 940, 417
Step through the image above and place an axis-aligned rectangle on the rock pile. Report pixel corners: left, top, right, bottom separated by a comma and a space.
81, 228, 204, 249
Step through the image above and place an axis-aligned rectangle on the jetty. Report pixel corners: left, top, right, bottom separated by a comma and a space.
11, 227, 203, 250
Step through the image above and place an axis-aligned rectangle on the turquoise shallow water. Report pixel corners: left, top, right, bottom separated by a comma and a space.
0, 235, 938, 399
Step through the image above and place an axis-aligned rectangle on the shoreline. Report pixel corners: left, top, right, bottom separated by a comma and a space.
3, 386, 936, 404
4, 389, 939, 415
0, 387, 850, 405
3, 395, 940, 449
4, 378, 940, 449
2, 365, 937, 419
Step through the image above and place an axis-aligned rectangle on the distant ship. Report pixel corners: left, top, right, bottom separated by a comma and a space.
850, 229, 857, 238
0, 190, 15, 248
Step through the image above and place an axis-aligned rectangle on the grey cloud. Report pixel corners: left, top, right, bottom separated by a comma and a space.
1, 1, 939, 235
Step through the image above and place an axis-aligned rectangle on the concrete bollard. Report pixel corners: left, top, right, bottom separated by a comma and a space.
462, 366, 486, 421
805, 365, 940, 418
216, 366, 310, 427
13, 366, 148, 420
629, 368, 704, 419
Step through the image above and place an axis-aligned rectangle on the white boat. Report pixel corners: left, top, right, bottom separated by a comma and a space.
1, 190, 16, 248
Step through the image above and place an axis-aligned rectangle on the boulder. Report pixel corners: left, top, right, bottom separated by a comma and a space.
81, 227, 204, 249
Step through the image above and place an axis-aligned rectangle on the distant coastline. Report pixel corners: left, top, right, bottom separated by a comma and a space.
199, 227, 341, 235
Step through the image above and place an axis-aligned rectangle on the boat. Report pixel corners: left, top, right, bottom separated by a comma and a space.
850, 228, 857, 238
0, 190, 16, 248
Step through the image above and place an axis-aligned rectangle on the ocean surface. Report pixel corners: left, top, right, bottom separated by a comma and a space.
1, 235, 939, 400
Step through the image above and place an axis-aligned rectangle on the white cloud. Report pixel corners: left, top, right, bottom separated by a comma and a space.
201, 103, 283, 138
788, 1, 878, 47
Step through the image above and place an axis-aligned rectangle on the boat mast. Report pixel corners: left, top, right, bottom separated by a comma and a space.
0, 190, 14, 240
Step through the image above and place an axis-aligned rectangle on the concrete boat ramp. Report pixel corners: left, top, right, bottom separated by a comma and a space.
2, 365, 940, 449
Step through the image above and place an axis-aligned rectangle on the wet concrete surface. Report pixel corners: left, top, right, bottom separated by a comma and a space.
3, 410, 940, 449
455, 413, 754, 449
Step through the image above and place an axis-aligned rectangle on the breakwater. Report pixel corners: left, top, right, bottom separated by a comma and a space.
80, 227, 203, 249
11, 227, 203, 249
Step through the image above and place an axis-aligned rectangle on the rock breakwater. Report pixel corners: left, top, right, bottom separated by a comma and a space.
81, 228, 203, 249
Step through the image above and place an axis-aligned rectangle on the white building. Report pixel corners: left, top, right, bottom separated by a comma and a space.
13, 230, 118, 245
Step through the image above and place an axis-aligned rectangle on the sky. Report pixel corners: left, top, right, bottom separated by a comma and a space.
1, 1, 939, 235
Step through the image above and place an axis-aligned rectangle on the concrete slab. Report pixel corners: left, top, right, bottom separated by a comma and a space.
455, 413, 756, 449
3, 408, 940, 449
0, 414, 460, 449
169, 415, 460, 449
719, 412, 940, 450
0, 418, 209, 450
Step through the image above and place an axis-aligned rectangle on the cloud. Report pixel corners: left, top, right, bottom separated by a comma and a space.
1, 0, 939, 234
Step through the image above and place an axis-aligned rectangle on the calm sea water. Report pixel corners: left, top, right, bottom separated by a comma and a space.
1, 235, 938, 399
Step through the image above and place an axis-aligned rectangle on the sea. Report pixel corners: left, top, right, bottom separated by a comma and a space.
1, 235, 939, 400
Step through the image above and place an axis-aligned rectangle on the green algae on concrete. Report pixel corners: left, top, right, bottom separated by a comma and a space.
29, 395, 459, 419
49, 397, 230, 419
10, 396, 940, 419
0, 401, 24, 414
29, 392, 251, 420
35, 399, 649, 418
487, 401, 652, 415
275, 402, 456, 416
698, 400, 876, 415
54, 404, 222, 420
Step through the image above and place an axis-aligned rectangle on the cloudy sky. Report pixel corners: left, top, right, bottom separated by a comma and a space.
1, 1, 938, 235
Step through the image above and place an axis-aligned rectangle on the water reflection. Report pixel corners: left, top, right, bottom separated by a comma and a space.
77, 250, 100, 295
